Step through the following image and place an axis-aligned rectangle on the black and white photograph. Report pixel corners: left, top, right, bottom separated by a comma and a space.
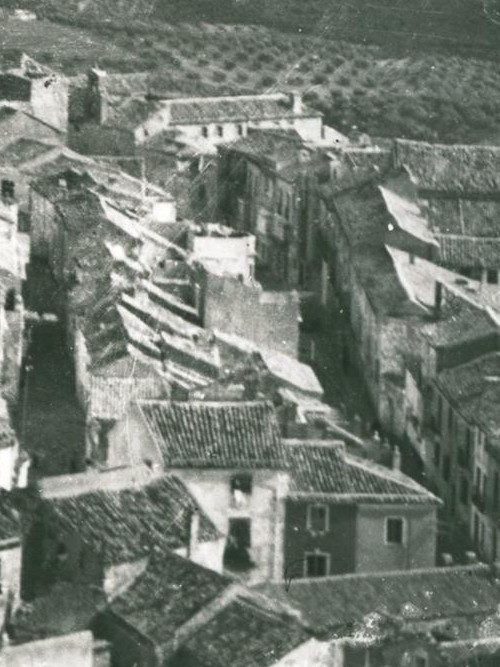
0, 0, 500, 665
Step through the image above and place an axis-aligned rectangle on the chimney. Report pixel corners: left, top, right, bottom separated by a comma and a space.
187, 509, 200, 560
290, 92, 302, 115
392, 445, 401, 471
434, 281, 442, 319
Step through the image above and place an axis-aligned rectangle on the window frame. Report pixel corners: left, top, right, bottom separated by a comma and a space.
303, 550, 330, 578
385, 516, 406, 545
306, 503, 329, 535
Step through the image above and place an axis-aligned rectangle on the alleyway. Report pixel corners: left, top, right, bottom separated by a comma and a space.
20, 261, 85, 478
300, 297, 375, 432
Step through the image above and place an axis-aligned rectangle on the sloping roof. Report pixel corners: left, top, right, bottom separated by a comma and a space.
171, 597, 309, 667
109, 550, 230, 647
386, 246, 480, 310
331, 184, 425, 318
228, 129, 307, 166
43, 475, 219, 565
395, 139, 500, 194
213, 330, 323, 398
89, 375, 168, 421
0, 138, 58, 166
256, 564, 500, 635
0, 490, 21, 542
167, 94, 321, 125
109, 97, 164, 130
436, 234, 500, 269
137, 400, 284, 469
435, 352, 500, 441
283, 440, 440, 504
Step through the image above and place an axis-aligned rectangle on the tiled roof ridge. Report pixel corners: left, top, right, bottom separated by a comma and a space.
276, 562, 490, 586
137, 398, 274, 409
282, 439, 345, 449
344, 454, 437, 497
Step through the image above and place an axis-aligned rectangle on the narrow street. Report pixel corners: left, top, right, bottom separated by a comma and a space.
20, 261, 86, 478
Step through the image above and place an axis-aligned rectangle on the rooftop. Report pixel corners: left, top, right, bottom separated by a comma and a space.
109, 550, 231, 648
283, 440, 440, 504
394, 139, 500, 194
171, 596, 309, 667
165, 93, 321, 125
42, 473, 219, 565
435, 352, 500, 443
136, 400, 284, 469
256, 564, 500, 635
0, 138, 58, 166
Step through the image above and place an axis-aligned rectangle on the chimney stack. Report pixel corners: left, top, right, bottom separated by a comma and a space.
290, 92, 302, 115
392, 445, 401, 471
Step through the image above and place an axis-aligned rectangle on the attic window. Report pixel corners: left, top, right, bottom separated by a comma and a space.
230, 474, 252, 508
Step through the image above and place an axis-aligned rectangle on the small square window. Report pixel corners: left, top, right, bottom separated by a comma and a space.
386, 517, 405, 544
487, 269, 498, 284
307, 504, 328, 534
230, 474, 252, 508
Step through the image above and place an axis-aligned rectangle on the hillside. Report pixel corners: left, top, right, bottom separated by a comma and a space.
22, 0, 500, 51
2, 16, 500, 144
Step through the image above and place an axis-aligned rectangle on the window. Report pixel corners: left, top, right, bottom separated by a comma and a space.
304, 552, 329, 577
237, 124, 243, 136
385, 517, 405, 545
487, 269, 499, 284
306, 504, 329, 534
434, 441, 441, 469
230, 474, 252, 508
201, 126, 208, 138
460, 477, 469, 505
223, 518, 253, 572
216, 125, 224, 137
4, 288, 16, 312
465, 427, 473, 461
1, 179, 14, 200
442, 454, 451, 482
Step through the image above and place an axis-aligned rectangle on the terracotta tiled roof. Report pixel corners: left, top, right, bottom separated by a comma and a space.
284, 440, 440, 504
137, 400, 284, 469
110, 550, 230, 648
89, 375, 169, 421
435, 352, 500, 441
168, 94, 320, 125
0, 490, 21, 542
256, 564, 500, 634
171, 597, 309, 667
43, 475, 219, 565
436, 234, 500, 269
395, 139, 500, 194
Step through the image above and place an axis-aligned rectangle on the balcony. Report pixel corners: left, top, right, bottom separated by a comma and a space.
472, 489, 487, 514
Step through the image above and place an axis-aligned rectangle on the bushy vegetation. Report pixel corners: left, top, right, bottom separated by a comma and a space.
3, 15, 500, 143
